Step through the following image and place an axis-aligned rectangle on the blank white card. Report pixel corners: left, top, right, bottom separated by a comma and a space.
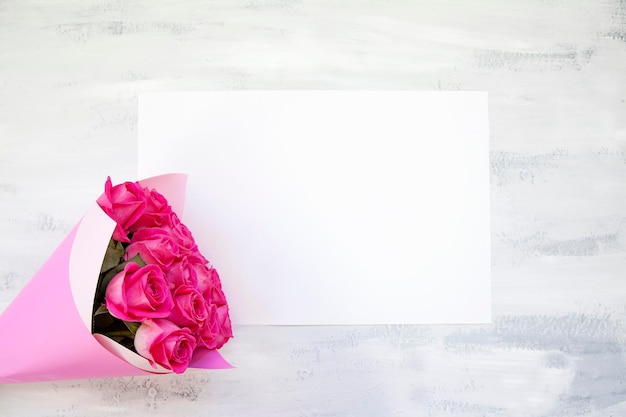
138, 91, 491, 325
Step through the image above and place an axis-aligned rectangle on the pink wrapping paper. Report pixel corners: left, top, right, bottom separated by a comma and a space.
0, 174, 232, 384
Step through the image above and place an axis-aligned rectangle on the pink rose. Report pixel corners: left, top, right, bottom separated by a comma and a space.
166, 256, 198, 290
167, 285, 209, 330
164, 212, 201, 258
198, 304, 219, 349
97, 177, 146, 242
198, 303, 232, 350
216, 303, 233, 344
206, 285, 227, 306
130, 188, 173, 232
124, 228, 180, 270
193, 263, 222, 296
197, 270, 232, 350
105, 262, 174, 322
188, 250, 209, 266
134, 319, 197, 374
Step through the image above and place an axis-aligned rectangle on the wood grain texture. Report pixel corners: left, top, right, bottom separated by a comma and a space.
1, 0, 625, 416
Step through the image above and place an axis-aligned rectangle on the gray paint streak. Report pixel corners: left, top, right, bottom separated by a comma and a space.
1, 0, 626, 416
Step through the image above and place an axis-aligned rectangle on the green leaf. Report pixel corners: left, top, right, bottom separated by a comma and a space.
103, 330, 135, 339
108, 335, 126, 344
94, 305, 109, 316
92, 311, 115, 330
99, 239, 125, 274
123, 321, 141, 335
126, 253, 146, 267
95, 262, 126, 306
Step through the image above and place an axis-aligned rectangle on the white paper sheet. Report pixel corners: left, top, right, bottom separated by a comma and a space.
138, 91, 491, 325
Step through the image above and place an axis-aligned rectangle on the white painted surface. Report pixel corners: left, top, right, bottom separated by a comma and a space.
1, 1, 625, 416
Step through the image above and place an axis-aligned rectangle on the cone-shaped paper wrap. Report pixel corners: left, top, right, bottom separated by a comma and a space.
0, 174, 232, 384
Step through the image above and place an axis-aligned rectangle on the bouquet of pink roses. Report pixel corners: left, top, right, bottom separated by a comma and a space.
93, 177, 232, 374
0, 174, 232, 383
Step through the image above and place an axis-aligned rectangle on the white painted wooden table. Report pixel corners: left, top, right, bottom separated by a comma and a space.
1, 1, 625, 416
